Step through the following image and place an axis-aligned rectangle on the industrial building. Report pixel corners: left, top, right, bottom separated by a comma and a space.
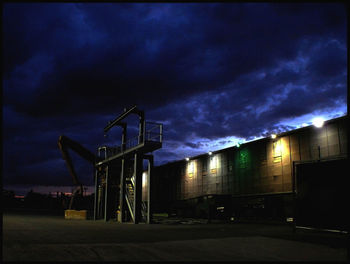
151, 115, 348, 231
59, 109, 348, 231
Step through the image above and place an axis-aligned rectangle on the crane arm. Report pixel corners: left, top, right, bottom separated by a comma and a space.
58, 135, 97, 186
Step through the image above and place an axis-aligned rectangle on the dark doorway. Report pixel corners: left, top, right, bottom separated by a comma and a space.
295, 158, 348, 231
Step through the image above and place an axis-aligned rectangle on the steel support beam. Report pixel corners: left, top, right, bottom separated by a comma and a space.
133, 153, 143, 224
146, 155, 154, 224
138, 114, 145, 144
104, 165, 109, 221
93, 169, 98, 220
119, 158, 126, 222
104, 105, 143, 133
121, 123, 127, 151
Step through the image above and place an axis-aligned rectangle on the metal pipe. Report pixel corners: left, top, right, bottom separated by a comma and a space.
121, 124, 127, 152
93, 169, 98, 220
133, 153, 142, 224
138, 113, 145, 144
104, 106, 138, 133
119, 159, 125, 222
147, 155, 154, 224
104, 165, 109, 221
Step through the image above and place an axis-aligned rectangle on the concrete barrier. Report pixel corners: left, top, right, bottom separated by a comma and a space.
64, 210, 87, 220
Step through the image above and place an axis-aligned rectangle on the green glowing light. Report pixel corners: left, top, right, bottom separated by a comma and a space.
238, 149, 250, 169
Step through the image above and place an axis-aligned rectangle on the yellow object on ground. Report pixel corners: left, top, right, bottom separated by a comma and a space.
64, 210, 87, 220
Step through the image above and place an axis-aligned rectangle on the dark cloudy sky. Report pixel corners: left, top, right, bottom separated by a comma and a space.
2, 3, 347, 190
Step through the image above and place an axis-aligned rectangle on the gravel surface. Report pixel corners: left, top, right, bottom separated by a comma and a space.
3, 213, 348, 262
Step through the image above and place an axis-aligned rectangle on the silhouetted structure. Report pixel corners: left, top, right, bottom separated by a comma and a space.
58, 106, 162, 224
95, 106, 162, 224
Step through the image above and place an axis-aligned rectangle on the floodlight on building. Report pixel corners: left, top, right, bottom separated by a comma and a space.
186, 157, 190, 161
208, 151, 213, 155
271, 134, 277, 139
312, 117, 324, 128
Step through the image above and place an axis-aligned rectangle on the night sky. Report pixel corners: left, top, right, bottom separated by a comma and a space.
2, 3, 347, 192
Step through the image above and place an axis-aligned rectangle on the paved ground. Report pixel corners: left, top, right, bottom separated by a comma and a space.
3, 212, 349, 262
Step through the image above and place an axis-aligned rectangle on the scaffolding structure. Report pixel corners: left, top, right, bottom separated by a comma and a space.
93, 106, 162, 224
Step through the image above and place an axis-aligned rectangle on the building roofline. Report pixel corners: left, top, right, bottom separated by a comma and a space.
157, 115, 348, 167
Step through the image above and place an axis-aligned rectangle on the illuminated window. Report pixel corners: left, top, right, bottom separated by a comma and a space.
273, 140, 282, 157
188, 161, 194, 177
210, 156, 217, 173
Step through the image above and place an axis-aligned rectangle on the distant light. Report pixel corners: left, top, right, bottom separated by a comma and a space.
312, 117, 324, 128
271, 134, 277, 139
185, 157, 189, 161
236, 142, 240, 148
208, 151, 213, 155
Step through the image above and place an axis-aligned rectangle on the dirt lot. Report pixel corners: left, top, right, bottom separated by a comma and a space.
3, 212, 348, 261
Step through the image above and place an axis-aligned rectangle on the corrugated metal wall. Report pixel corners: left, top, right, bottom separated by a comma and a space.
155, 116, 348, 203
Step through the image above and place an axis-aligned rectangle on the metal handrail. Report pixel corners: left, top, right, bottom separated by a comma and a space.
130, 176, 135, 188
146, 125, 160, 132
145, 132, 161, 141
145, 121, 162, 126
125, 185, 134, 221
126, 176, 148, 222
100, 122, 162, 160
125, 135, 139, 149
141, 201, 147, 221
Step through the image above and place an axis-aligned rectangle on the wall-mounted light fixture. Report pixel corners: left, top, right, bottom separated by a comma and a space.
185, 157, 190, 161
208, 151, 213, 155
271, 134, 277, 139
312, 117, 324, 128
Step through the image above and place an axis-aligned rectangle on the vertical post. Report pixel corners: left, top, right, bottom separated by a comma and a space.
119, 158, 125, 222
122, 124, 127, 152
134, 153, 143, 224
98, 186, 101, 218
94, 168, 98, 220
292, 161, 297, 233
104, 165, 109, 221
138, 112, 145, 144
160, 124, 163, 142
147, 156, 154, 224
337, 122, 342, 155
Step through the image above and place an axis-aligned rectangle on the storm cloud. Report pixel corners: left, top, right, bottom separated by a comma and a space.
2, 3, 347, 187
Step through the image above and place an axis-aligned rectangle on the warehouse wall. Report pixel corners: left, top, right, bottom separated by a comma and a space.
152, 116, 348, 214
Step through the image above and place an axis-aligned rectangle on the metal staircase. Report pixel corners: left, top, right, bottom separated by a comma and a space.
125, 176, 147, 222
